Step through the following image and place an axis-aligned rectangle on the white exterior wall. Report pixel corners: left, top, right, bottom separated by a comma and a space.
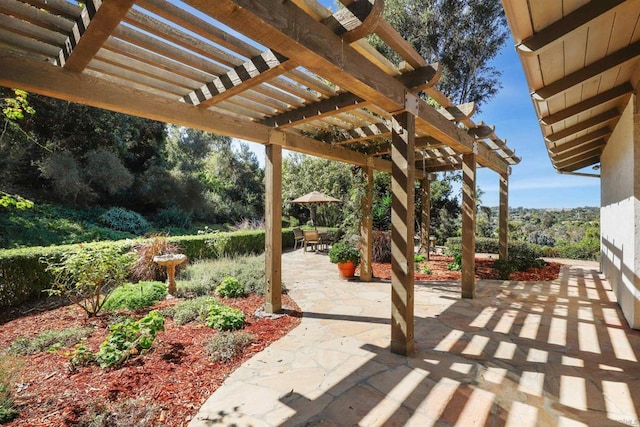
600, 95, 640, 329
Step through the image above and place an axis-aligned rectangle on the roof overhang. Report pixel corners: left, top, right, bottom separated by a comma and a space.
501, 0, 640, 173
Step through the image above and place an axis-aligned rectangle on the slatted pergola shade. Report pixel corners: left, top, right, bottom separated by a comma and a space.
0, 0, 520, 355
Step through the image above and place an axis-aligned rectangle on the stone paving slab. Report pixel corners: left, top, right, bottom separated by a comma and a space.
190, 250, 640, 426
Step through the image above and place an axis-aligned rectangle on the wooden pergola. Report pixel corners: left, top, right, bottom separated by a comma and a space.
0, 0, 520, 355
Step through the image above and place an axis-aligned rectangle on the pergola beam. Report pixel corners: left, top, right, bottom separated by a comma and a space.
61, 0, 136, 72
192, 0, 511, 174
183, 49, 294, 107
516, 0, 626, 56
533, 40, 640, 100
262, 65, 441, 128
436, 102, 476, 122
0, 51, 409, 174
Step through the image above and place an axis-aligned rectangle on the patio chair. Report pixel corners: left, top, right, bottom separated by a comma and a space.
293, 227, 304, 250
303, 230, 326, 253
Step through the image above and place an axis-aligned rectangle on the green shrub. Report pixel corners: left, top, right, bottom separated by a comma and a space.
421, 265, 432, 275
99, 207, 150, 235
328, 241, 361, 265
206, 305, 245, 331
493, 259, 517, 280
0, 355, 20, 423
155, 207, 192, 229
447, 253, 462, 271
103, 281, 166, 311
130, 235, 182, 282
178, 255, 266, 296
215, 276, 245, 298
445, 237, 546, 271
206, 331, 254, 362
69, 343, 94, 367
7, 326, 93, 355
164, 296, 215, 325
175, 279, 211, 298
95, 310, 165, 368
556, 242, 600, 261
414, 254, 426, 263
46, 245, 136, 317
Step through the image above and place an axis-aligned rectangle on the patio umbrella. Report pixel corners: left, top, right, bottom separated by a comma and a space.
291, 191, 341, 226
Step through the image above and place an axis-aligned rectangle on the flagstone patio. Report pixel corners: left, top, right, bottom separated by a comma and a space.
190, 250, 640, 426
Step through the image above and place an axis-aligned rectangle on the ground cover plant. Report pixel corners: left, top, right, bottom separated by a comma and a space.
102, 281, 167, 312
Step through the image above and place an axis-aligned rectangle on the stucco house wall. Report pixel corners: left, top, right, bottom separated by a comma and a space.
600, 94, 640, 329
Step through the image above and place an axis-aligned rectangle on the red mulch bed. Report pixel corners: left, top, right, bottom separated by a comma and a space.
370, 254, 562, 282
0, 294, 301, 427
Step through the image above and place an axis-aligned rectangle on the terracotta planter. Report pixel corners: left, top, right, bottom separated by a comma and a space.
337, 261, 356, 278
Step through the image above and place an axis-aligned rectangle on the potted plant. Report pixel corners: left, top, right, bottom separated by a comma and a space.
328, 241, 361, 278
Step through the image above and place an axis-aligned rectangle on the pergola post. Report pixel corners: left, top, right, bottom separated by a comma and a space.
461, 151, 476, 299
499, 172, 509, 261
390, 108, 415, 356
360, 157, 374, 281
420, 175, 431, 259
265, 142, 282, 313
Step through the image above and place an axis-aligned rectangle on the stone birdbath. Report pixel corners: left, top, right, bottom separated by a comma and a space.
153, 253, 187, 296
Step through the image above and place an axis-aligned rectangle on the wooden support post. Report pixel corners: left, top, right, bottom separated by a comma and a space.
390, 110, 415, 356
360, 157, 374, 281
420, 176, 431, 260
499, 172, 509, 261
461, 151, 476, 299
265, 142, 282, 313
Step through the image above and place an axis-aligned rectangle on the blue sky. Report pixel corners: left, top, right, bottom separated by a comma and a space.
234, 3, 601, 209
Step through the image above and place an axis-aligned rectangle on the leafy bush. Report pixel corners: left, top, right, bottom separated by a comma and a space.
7, 326, 93, 355
155, 207, 192, 229
328, 241, 361, 265
445, 237, 546, 271
556, 242, 600, 261
493, 259, 517, 280
178, 255, 266, 296
130, 235, 181, 282
206, 305, 245, 331
0, 355, 21, 423
46, 245, 135, 317
215, 276, 245, 298
99, 207, 150, 235
447, 253, 462, 271
421, 265, 432, 275
103, 281, 167, 311
95, 310, 165, 368
414, 254, 426, 263
206, 331, 254, 362
164, 296, 215, 325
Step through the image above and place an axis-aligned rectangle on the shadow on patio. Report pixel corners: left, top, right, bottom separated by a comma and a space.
190, 251, 640, 426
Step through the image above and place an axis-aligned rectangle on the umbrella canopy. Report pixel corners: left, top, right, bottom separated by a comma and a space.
291, 191, 341, 204
291, 191, 341, 226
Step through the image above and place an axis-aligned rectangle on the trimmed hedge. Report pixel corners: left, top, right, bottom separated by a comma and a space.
0, 229, 295, 308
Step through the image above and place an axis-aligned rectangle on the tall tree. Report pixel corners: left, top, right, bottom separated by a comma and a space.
372, 0, 509, 108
